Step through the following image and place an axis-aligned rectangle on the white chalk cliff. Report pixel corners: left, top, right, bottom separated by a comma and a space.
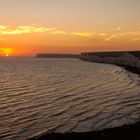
81, 53, 140, 69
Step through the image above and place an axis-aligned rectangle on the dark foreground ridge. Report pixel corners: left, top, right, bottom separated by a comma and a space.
36, 53, 80, 58
29, 121, 140, 140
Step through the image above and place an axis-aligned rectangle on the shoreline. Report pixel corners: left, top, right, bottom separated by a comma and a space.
29, 60, 140, 140
82, 59, 140, 76
29, 121, 140, 140
122, 65, 140, 76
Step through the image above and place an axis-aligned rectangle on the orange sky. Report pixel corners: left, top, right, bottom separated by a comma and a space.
0, 0, 140, 56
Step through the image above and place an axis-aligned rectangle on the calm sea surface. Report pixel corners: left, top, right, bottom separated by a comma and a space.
0, 58, 140, 139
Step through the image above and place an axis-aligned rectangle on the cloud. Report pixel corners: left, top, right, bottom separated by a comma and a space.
0, 25, 7, 30
0, 25, 140, 43
131, 38, 140, 42
121, 31, 140, 36
115, 27, 121, 31
99, 33, 107, 36
0, 25, 55, 35
0, 25, 67, 36
72, 32, 93, 37
104, 31, 140, 42
104, 35, 117, 42
50, 30, 66, 35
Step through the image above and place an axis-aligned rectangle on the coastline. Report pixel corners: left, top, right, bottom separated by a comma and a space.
81, 58, 140, 76
122, 65, 140, 76
29, 121, 140, 140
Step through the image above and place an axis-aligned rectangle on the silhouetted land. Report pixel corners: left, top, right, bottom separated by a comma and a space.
36, 54, 80, 58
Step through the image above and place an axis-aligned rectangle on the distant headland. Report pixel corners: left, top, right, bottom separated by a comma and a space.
36, 51, 140, 68
36, 53, 80, 58
36, 51, 140, 71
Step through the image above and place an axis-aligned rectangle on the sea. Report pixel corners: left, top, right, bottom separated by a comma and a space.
0, 57, 140, 139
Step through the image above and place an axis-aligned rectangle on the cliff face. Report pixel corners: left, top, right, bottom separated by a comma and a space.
81, 52, 140, 69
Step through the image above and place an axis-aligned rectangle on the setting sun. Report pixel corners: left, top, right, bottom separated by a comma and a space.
0, 48, 14, 56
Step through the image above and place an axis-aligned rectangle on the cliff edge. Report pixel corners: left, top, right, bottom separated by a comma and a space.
80, 51, 140, 70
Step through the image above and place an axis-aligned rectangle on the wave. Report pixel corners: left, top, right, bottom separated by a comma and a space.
0, 58, 140, 139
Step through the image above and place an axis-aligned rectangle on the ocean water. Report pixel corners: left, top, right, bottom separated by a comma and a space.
0, 57, 140, 139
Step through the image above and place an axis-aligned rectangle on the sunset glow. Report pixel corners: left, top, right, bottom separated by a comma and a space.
0, 48, 14, 56
0, 0, 139, 56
